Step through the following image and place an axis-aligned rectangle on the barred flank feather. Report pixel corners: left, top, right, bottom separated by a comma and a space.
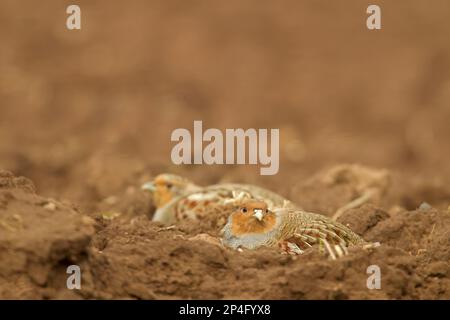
277, 209, 366, 249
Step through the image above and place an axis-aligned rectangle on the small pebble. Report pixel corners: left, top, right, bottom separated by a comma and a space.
418, 202, 432, 212
101, 211, 121, 220
103, 196, 117, 205
43, 202, 56, 211
389, 205, 404, 215
81, 215, 96, 226
417, 249, 427, 255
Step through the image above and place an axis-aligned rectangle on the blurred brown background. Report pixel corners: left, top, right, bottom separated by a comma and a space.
1, 0, 449, 211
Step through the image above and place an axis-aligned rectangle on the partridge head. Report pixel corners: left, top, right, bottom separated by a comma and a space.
141, 173, 200, 208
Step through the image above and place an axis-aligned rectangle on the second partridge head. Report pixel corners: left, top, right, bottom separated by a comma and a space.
141, 173, 199, 208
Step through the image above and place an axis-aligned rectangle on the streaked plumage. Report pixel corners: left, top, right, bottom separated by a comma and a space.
221, 199, 366, 254
142, 173, 298, 225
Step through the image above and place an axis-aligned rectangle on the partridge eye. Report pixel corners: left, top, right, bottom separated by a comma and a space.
241, 207, 248, 213
265, 209, 268, 213
166, 183, 173, 189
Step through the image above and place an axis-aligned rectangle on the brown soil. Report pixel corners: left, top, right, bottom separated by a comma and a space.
1, 1, 449, 299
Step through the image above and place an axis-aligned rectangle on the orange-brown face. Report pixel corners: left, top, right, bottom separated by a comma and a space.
142, 174, 192, 208
231, 200, 277, 236
152, 175, 176, 207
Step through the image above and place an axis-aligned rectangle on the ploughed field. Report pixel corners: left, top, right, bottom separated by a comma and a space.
0, 1, 449, 299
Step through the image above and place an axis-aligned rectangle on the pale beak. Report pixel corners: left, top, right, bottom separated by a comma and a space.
141, 182, 155, 192
253, 209, 264, 221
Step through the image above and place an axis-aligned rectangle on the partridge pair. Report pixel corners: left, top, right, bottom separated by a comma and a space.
142, 174, 371, 256
142, 173, 297, 225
